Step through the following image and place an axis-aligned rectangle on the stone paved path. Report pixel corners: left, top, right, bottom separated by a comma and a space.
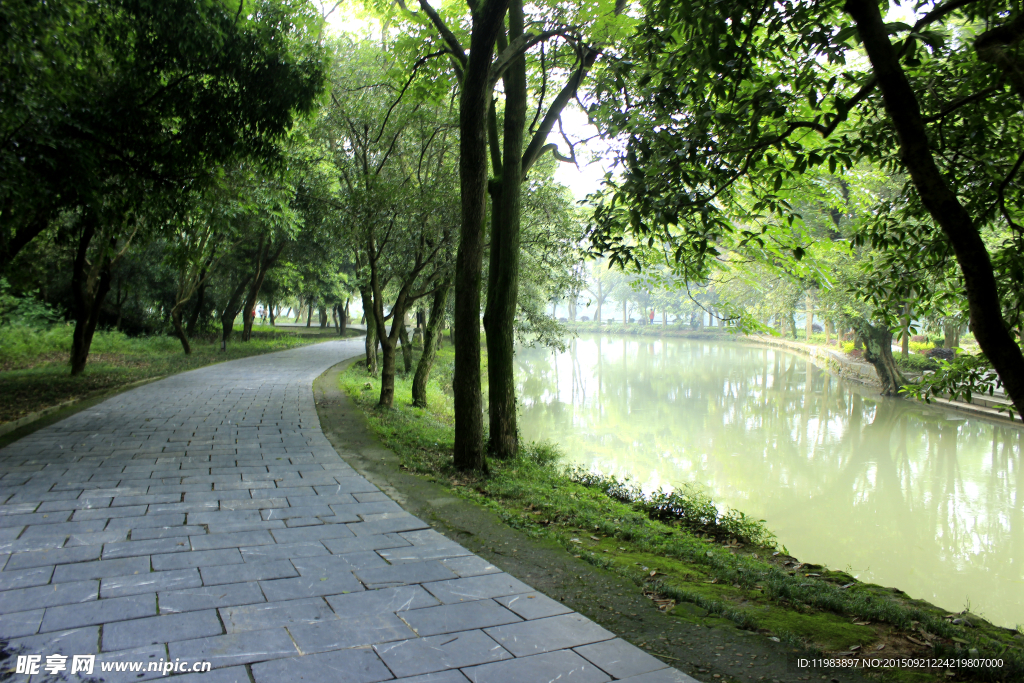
0, 341, 693, 683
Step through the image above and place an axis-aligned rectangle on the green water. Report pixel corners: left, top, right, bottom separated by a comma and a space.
515, 335, 1024, 629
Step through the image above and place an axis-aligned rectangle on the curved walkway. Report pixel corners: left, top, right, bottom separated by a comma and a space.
0, 341, 691, 683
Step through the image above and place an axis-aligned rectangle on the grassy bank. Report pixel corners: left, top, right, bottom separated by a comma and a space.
341, 345, 1023, 682
0, 323, 355, 425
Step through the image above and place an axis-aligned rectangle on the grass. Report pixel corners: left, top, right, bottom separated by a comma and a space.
342, 344, 1024, 682
0, 322, 353, 424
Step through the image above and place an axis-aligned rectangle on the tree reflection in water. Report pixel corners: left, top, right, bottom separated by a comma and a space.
515, 335, 1024, 628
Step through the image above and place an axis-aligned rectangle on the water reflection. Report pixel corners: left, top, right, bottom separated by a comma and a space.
516, 336, 1024, 628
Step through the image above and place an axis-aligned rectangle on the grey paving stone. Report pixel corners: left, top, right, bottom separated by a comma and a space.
574, 639, 671, 680
495, 592, 573, 620
52, 556, 150, 582
441, 556, 501, 578
292, 551, 386, 576
269, 523, 354, 544
105, 513, 187, 530
287, 613, 413, 654
239, 540, 328, 563
325, 584, 438, 617
355, 560, 456, 589
330, 501, 404, 518
152, 548, 243, 570
159, 582, 266, 614
0, 511, 70, 527
163, 666, 252, 683
101, 568, 202, 598
0, 608, 43, 638
616, 670, 698, 683
72, 504, 147, 521
0, 503, 42, 515
0, 564, 54, 590
283, 516, 324, 527
168, 627, 298, 668
149, 501, 220, 514
374, 629, 512, 678
259, 571, 363, 601
425, 573, 534, 605
349, 514, 430, 537
401, 599, 522, 636
92, 536, 184, 559
0, 536, 64, 554
393, 672, 470, 683
37, 498, 111, 512
220, 597, 337, 633
5, 544, 102, 570
102, 609, 223, 650
463, 649, 612, 683
315, 479, 380, 495
39, 593, 156, 632
220, 497, 289, 511
322, 533, 410, 555
66, 530, 128, 546
200, 559, 298, 586
111, 493, 181, 507
188, 510, 260, 525
353, 492, 391, 503
0, 579, 97, 612
378, 542, 472, 565
8, 625, 99, 656
484, 613, 615, 656
131, 525, 206, 540
206, 520, 286, 533
261, 505, 333, 520
251, 646, 394, 683
189, 529, 275, 550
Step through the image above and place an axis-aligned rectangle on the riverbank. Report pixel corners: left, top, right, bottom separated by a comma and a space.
339, 345, 1024, 683
0, 323, 360, 439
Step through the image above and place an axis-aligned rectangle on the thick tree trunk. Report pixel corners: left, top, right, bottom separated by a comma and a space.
483, 0, 527, 460
413, 280, 451, 408
171, 305, 191, 355
185, 275, 207, 338
805, 293, 814, 339
852, 318, 906, 397
398, 319, 413, 373
319, 306, 328, 329
360, 287, 377, 375
306, 303, 313, 327
452, 2, 508, 471
69, 220, 114, 376
220, 276, 250, 348
847, 0, 1024, 417
340, 299, 349, 335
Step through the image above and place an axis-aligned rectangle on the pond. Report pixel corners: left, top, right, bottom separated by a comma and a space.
515, 335, 1024, 629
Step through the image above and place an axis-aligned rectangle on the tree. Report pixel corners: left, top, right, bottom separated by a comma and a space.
588, 0, 1024, 417
1, 0, 328, 373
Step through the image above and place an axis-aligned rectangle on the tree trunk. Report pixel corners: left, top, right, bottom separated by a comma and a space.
452, 1, 508, 471
360, 287, 377, 374
398, 319, 413, 373
306, 303, 313, 327
789, 310, 798, 339
943, 319, 957, 349
852, 318, 906, 397
171, 305, 191, 355
805, 293, 814, 339
483, 2, 527, 460
340, 299, 349, 335
269, 304, 276, 326
847, 0, 1024, 418
825, 319, 833, 346
220, 276, 250, 348
622, 300, 627, 324
901, 302, 911, 359
319, 305, 327, 329
69, 219, 114, 376
185, 272, 208, 338
413, 279, 451, 408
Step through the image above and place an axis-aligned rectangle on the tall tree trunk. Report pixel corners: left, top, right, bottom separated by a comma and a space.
825, 319, 833, 346
622, 300, 627, 324
398, 319, 413, 373
452, 1, 507, 471
852, 318, 907, 397
360, 287, 377, 374
847, 0, 1024, 418
319, 305, 328, 329
69, 218, 114, 376
413, 279, 451, 408
805, 293, 814, 339
483, 0, 527, 460
340, 299, 349, 335
306, 303, 313, 327
185, 273, 207, 338
220, 276, 250, 348
171, 305, 191, 355
900, 302, 911, 359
